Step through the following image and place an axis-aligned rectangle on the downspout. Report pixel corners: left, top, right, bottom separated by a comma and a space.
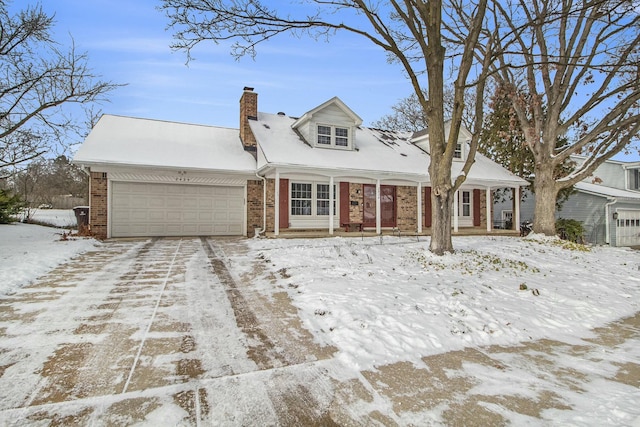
255, 172, 267, 237
604, 198, 617, 245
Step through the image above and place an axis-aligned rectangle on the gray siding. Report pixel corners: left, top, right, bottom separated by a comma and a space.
492, 189, 608, 244
556, 191, 608, 245
573, 156, 626, 189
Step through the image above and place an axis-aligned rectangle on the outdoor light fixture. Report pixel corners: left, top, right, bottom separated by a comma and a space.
613, 212, 618, 220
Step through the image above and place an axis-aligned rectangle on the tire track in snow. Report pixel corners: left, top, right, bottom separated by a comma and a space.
121, 238, 183, 394
200, 237, 288, 370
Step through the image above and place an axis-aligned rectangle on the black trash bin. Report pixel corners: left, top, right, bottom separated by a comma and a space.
73, 206, 90, 233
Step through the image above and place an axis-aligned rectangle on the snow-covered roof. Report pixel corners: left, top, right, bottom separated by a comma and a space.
251, 112, 427, 179
575, 181, 640, 200
73, 115, 256, 173
251, 112, 528, 186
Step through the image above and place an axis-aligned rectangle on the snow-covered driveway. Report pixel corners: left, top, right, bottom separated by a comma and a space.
0, 237, 337, 425
0, 235, 639, 425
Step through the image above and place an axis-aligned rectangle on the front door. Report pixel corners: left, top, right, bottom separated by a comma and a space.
363, 184, 396, 228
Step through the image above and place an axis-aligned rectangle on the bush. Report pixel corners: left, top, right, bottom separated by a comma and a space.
0, 189, 24, 223
556, 218, 584, 243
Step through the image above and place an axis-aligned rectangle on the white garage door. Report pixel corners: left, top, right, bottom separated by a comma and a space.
111, 182, 244, 237
616, 209, 640, 247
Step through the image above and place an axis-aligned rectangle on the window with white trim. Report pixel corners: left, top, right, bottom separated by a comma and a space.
461, 191, 471, 216
454, 142, 463, 159
632, 169, 640, 190
317, 125, 332, 145
291, 182, 336, 216
291, 183, 312, 215
316, 124, 351, 149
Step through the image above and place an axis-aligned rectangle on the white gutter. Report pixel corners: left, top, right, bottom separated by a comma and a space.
604, 198, 617, 245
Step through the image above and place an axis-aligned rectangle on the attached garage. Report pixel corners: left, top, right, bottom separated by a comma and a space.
111, 182, 244, 237
615, 209, 640, 247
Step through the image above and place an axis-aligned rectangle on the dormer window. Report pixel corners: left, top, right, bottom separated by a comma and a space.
454, 142, 462, 159
317, 124, 350, 149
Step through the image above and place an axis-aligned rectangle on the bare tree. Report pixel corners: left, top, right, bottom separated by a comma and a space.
487, 0, 640, 235
161, 0, 495, 254
372, 87, 476, 132
0, 2, 120, 177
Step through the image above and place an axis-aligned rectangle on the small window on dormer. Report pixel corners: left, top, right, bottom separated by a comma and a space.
454, 142, 462, 159
316, 124, 351, 149
317, 125, 332, 145
335, 127, 349, 146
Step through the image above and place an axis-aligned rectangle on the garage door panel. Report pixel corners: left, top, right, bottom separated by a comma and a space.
616, 209, 640, 247
166, 211, 183, 221
111, 182, 244, 237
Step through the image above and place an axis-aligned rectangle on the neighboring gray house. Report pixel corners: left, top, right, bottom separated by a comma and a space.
494, 156, 640, 247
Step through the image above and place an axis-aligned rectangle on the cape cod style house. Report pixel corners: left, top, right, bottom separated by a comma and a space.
73, 87, 528, 239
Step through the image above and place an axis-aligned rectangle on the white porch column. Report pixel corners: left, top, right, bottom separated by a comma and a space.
417, 182, 423, 234
376, 179, 381, 234
486, 187, 492, 232
453, 190, 459, 232
274, 170, 280, 236
514, 186, 521, 232
329, 176, 334, 235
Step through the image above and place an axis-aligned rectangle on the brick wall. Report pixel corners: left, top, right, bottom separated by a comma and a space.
265, 178, 276, 232
396, 185, 418, 231
246, 179, 263, 237
239, 88, 257, 149
89, 172, 108, 238
480, 189, 489, 229
348, 183, 364, 223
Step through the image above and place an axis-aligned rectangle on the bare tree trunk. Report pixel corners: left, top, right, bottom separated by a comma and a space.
532, 166, 558, 235
430, 184, 453, 254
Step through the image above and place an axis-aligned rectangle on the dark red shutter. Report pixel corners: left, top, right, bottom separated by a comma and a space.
340, 182, 349, 224
473, 189, 481, 227
279, 179, 289, 229
424, 187, 432, 227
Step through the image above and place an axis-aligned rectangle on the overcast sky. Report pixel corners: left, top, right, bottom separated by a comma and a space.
21, 1, 640, 161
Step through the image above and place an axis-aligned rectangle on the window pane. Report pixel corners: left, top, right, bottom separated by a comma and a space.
318, 125, 331, 145
291, 183, 312, 215
291, 200, 312, 215
317, 184, 330, 200
462, 191, 470, 216
316, 184, 334, 215
454, 143, 462, 159
335, 127, 348, 146
317, 200, 330, 215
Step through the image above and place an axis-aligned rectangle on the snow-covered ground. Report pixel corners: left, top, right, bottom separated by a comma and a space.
0, 221, 99, 295
17, 208, 78, 228
0, 224, 639, 424
243, 235, 640, 371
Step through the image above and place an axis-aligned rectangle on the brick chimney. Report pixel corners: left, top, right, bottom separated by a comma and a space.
239, 87, 257, 152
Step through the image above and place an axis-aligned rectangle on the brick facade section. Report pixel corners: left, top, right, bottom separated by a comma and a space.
239, 88, 257, 148
265, 178, 276, 232
246, 179, 263, 237
348, 183, 364, 223
479, 189, 489, 229
89, 172, 108, 238
396, 185, 418, 231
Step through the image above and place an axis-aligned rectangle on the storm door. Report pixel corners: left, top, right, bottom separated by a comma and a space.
363, 184, 397, 228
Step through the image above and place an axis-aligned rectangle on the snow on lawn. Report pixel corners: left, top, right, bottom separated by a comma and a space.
244, 235, 640, 370
18, 209, 78, 228
0, 222, 99, 295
